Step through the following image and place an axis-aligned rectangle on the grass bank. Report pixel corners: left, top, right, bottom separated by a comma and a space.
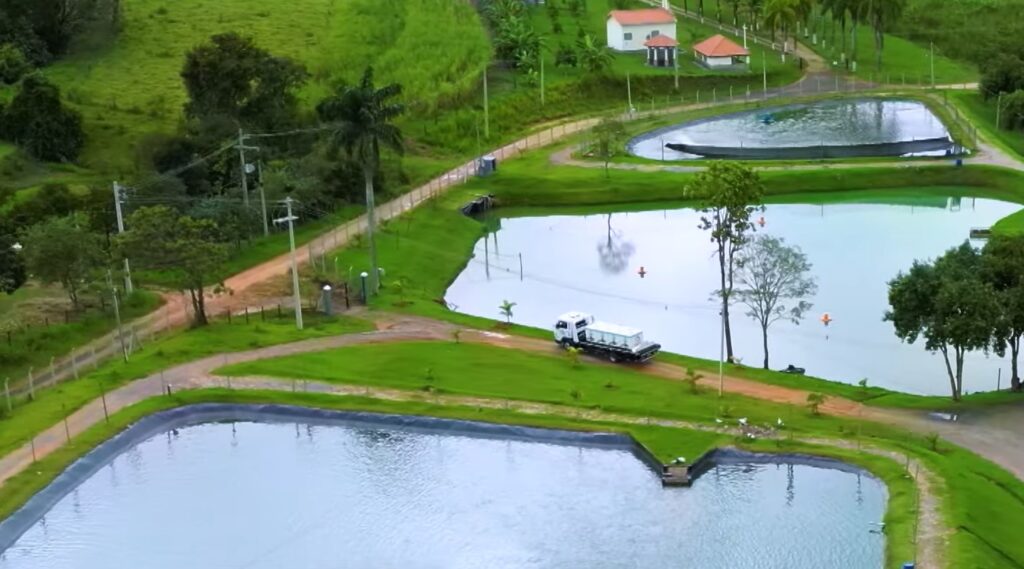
0, 290, 163, 387
0, 313, 372, 457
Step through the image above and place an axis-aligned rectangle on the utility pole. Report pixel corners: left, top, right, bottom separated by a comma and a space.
762, 53, 768, 99
112, 181, 133, 294
930, 42, 935, 88
718, 305, 725, 397
996, 92, 1004, 130
274, 197, 303, 330
483, 68, 490, 140
627, 72, 633, 112
256, 159, 268, 237
674, 49, 679, 90
540, 48, 545, 106
106, 270, 128, 362
237, 128, 250, 208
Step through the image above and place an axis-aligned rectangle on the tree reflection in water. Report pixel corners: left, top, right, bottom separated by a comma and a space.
597, 214, 635, 274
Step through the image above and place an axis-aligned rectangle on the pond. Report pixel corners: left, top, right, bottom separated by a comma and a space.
629, 98, 954, 160
0, 413, 886, 569
445, 196, 1020, 395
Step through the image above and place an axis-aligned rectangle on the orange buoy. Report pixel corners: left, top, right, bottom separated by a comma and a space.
821, 312, 832, 326
638, 266, 647, 278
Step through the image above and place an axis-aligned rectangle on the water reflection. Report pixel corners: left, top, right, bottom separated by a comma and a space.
447, 198, 1021, 394
597, 214, 636, 274
0, 421, 886, 569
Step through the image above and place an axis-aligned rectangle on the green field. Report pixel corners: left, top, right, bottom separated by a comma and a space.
25, 0, 489, 174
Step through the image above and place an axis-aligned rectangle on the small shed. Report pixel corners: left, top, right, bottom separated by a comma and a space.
693, 34, 749, 69
644, 35, 678, 67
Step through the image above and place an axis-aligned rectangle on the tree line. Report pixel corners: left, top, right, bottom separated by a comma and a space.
979, 56, 1024, 132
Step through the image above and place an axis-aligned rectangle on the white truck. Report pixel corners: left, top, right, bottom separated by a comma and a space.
553, 312, 661, 363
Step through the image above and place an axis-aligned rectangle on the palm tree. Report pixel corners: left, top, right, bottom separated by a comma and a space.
316, 67, 404, 294
577, 34, 613, 74
763, 0, 798, 55
860, 0, 905, 69
499, 300, 517, 323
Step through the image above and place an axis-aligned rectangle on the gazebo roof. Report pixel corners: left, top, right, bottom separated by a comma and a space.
693, 34, 749, 57
644, 35, 679, 48
608, 8, 676, 25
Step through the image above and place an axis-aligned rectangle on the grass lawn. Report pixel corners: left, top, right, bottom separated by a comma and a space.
0, 312, 373, 457
0, 290, 164, 388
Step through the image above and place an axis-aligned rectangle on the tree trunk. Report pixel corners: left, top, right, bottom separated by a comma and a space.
1011, 335, 1021, 391
840, 15, 846, 61
761, 322, 769, 369
939, 345, 959, 400
698, 0, 704, 17
190, 287, 208, 327
955, 348, 965, 400
364, 164, 380, 294
874, 24, 883, 70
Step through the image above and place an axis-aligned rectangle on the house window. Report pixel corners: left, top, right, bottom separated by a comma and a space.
650, 30, 660, 37
623, 32, 633, 41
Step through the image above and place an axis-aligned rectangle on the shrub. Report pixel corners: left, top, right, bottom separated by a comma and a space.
0, 74, 84, 162
0, 43, 30, 84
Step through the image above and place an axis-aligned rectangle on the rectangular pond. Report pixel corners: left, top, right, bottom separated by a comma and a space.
0, 412, 885, 569
628, 98, 954, 160
446, 197, 1020, 395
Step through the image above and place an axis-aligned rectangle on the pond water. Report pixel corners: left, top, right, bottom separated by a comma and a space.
446, 197, 1021, 395
0, 420, 885, 569
629, 98, 952, 160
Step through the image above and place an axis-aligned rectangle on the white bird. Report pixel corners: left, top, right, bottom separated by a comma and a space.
777, 418, 784, 426
738, 417, 748, 426
715, 418, 723, 424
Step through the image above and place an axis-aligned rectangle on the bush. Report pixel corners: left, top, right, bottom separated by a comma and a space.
1001, 89, 1024, 131
0, 43, 30, 84
979, 55, 1024, 100
0, 74, 84, 162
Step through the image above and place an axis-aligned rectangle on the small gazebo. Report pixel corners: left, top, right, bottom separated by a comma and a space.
644, 35, 679, 67
693, 34, 749, 70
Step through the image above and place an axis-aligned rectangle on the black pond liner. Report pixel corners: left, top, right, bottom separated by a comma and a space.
0, 404, 881, 553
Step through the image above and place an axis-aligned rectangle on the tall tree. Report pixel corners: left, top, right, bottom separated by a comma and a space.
21, 213, 103, 309
763, 0, 798, 51
0, 73, 84, 162
117, 206, 227, 326
691, 162, 765, 361
982, 234, 1024, 391
885, 242, 999, 400
181, 33, 308, 129
859, 0, 905, 69
316, 66, 404, 294
591, 117, 626, 177
735, 235, 817, 369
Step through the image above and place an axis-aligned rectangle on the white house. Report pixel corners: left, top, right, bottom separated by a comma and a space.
606, 1, 677, 52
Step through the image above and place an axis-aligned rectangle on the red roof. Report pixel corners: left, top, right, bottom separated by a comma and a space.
644, 35, 679, 47
693, 34, 749, 57
608, 8, 676, 25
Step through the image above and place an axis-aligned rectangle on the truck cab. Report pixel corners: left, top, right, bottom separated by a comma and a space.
554, 312, 594, 346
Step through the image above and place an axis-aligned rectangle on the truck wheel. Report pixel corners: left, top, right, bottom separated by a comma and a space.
560, 339, 572, 349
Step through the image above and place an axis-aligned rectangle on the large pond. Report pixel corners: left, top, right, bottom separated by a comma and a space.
0, 417, 886, 568
629, 98, 952, 160
446, 197, 1020, 395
